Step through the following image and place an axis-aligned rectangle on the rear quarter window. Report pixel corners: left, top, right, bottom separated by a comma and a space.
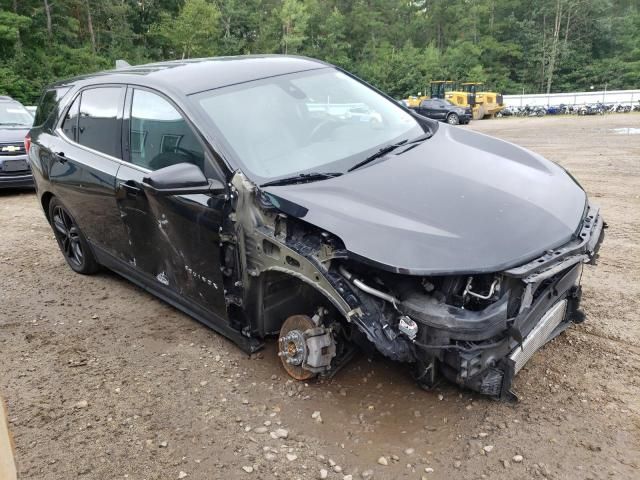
34, 87, 71, 128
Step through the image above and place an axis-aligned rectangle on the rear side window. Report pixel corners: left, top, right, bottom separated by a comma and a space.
34, 87, 70, 127
77, 87, 124, 159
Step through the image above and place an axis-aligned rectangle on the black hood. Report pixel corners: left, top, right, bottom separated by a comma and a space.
0, 126, 30, 143
264, 124, 587, 275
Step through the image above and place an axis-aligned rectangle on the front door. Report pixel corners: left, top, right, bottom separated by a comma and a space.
434, 100, 449, 120
115, 87, 228, 319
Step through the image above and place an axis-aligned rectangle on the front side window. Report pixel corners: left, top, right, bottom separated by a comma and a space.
194, 68, 424, 183
129, 89, 204, 171
77, 87, 124, 159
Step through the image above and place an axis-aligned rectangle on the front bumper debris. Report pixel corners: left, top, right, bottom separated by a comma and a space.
508, 299, 567, 374
410, 203, 605, 399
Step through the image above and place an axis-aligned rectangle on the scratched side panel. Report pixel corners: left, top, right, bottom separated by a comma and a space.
146, 192, 228, 317
115, 164, 229, 322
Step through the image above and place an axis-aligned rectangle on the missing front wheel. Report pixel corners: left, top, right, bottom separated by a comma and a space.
277, 313, 337, 380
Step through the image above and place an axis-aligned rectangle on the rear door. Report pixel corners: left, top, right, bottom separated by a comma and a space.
50, 86, 131, 260
115, 86, 228, 318
416, 100, 436, 119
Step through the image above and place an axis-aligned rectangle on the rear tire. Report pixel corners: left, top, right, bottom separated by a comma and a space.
48, 197, 100, 274
446, 113, 460, 125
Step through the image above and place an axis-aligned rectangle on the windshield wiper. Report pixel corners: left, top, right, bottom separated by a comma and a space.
348, 131, 436, 172
0, 122, 28, 126
347, 139, 408, 172
393, 132, 435, 155
406, 132, 434, 144
260, 171, 343, 188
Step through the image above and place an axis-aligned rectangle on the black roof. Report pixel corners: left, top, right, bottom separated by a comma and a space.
52, 55, 331, 96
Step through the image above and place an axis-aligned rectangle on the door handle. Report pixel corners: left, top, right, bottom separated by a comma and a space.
55, 152, 67, 164
118, 181, 142, 197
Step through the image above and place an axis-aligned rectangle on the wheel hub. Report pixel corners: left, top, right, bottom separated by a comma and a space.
279, 329, 307, 366
277, 314, 337, 381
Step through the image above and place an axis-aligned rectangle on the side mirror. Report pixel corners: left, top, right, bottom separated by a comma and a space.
142, 162, 225, 195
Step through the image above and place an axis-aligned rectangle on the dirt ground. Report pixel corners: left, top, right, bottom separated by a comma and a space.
1, 114, 639, 480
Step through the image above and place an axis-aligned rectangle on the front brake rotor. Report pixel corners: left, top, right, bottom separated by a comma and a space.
278, 314, 317, 381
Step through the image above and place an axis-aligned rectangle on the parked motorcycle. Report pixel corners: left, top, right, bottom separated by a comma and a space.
519, 105, 546, 117
497, 100, 638, 118
496, 106, 515, 117
545, 104, 565, 115
578, 102, 606, 115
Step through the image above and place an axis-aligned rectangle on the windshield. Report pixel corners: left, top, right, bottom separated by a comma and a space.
0, 102, 33, 127
194, 68, 424, 182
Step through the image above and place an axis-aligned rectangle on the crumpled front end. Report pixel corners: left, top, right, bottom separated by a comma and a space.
336, 203, 605, 399
231, 171, 604, 398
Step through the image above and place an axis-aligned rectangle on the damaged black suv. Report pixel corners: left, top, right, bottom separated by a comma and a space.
28, 56, 604, 399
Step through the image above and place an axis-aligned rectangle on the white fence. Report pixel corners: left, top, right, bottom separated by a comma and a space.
503, 89, 640, 107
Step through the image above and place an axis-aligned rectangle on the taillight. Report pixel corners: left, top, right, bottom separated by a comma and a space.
24, 134, 31, 154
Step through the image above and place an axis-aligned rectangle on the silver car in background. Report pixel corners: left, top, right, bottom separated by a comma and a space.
0, 96, 34, 189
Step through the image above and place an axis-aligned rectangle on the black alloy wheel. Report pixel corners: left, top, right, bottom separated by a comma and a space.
49, 197, 99, 274
52, 205, 83, 266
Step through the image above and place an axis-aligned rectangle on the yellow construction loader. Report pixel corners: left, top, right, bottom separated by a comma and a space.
404, 81, 461, 108
460, 83, 505, 119
430, 81, 481, 119
405, 81, 504, 120
405, 94, 428, 108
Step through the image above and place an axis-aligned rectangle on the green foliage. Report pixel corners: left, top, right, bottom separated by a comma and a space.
0, 0, 639, 104
150, 0, 221, 58
0, 10, 30, 50
279, 0, 310, 54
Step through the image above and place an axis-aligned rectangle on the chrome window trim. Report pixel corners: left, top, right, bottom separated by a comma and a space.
53, 84, 152, 174
55, 126, 152, 174
54, 82, 224, 179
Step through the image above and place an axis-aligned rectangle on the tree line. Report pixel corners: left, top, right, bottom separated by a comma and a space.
1, 0, 639, 105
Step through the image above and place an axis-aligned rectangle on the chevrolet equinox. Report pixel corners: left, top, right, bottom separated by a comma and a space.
28, 56, 605, 399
